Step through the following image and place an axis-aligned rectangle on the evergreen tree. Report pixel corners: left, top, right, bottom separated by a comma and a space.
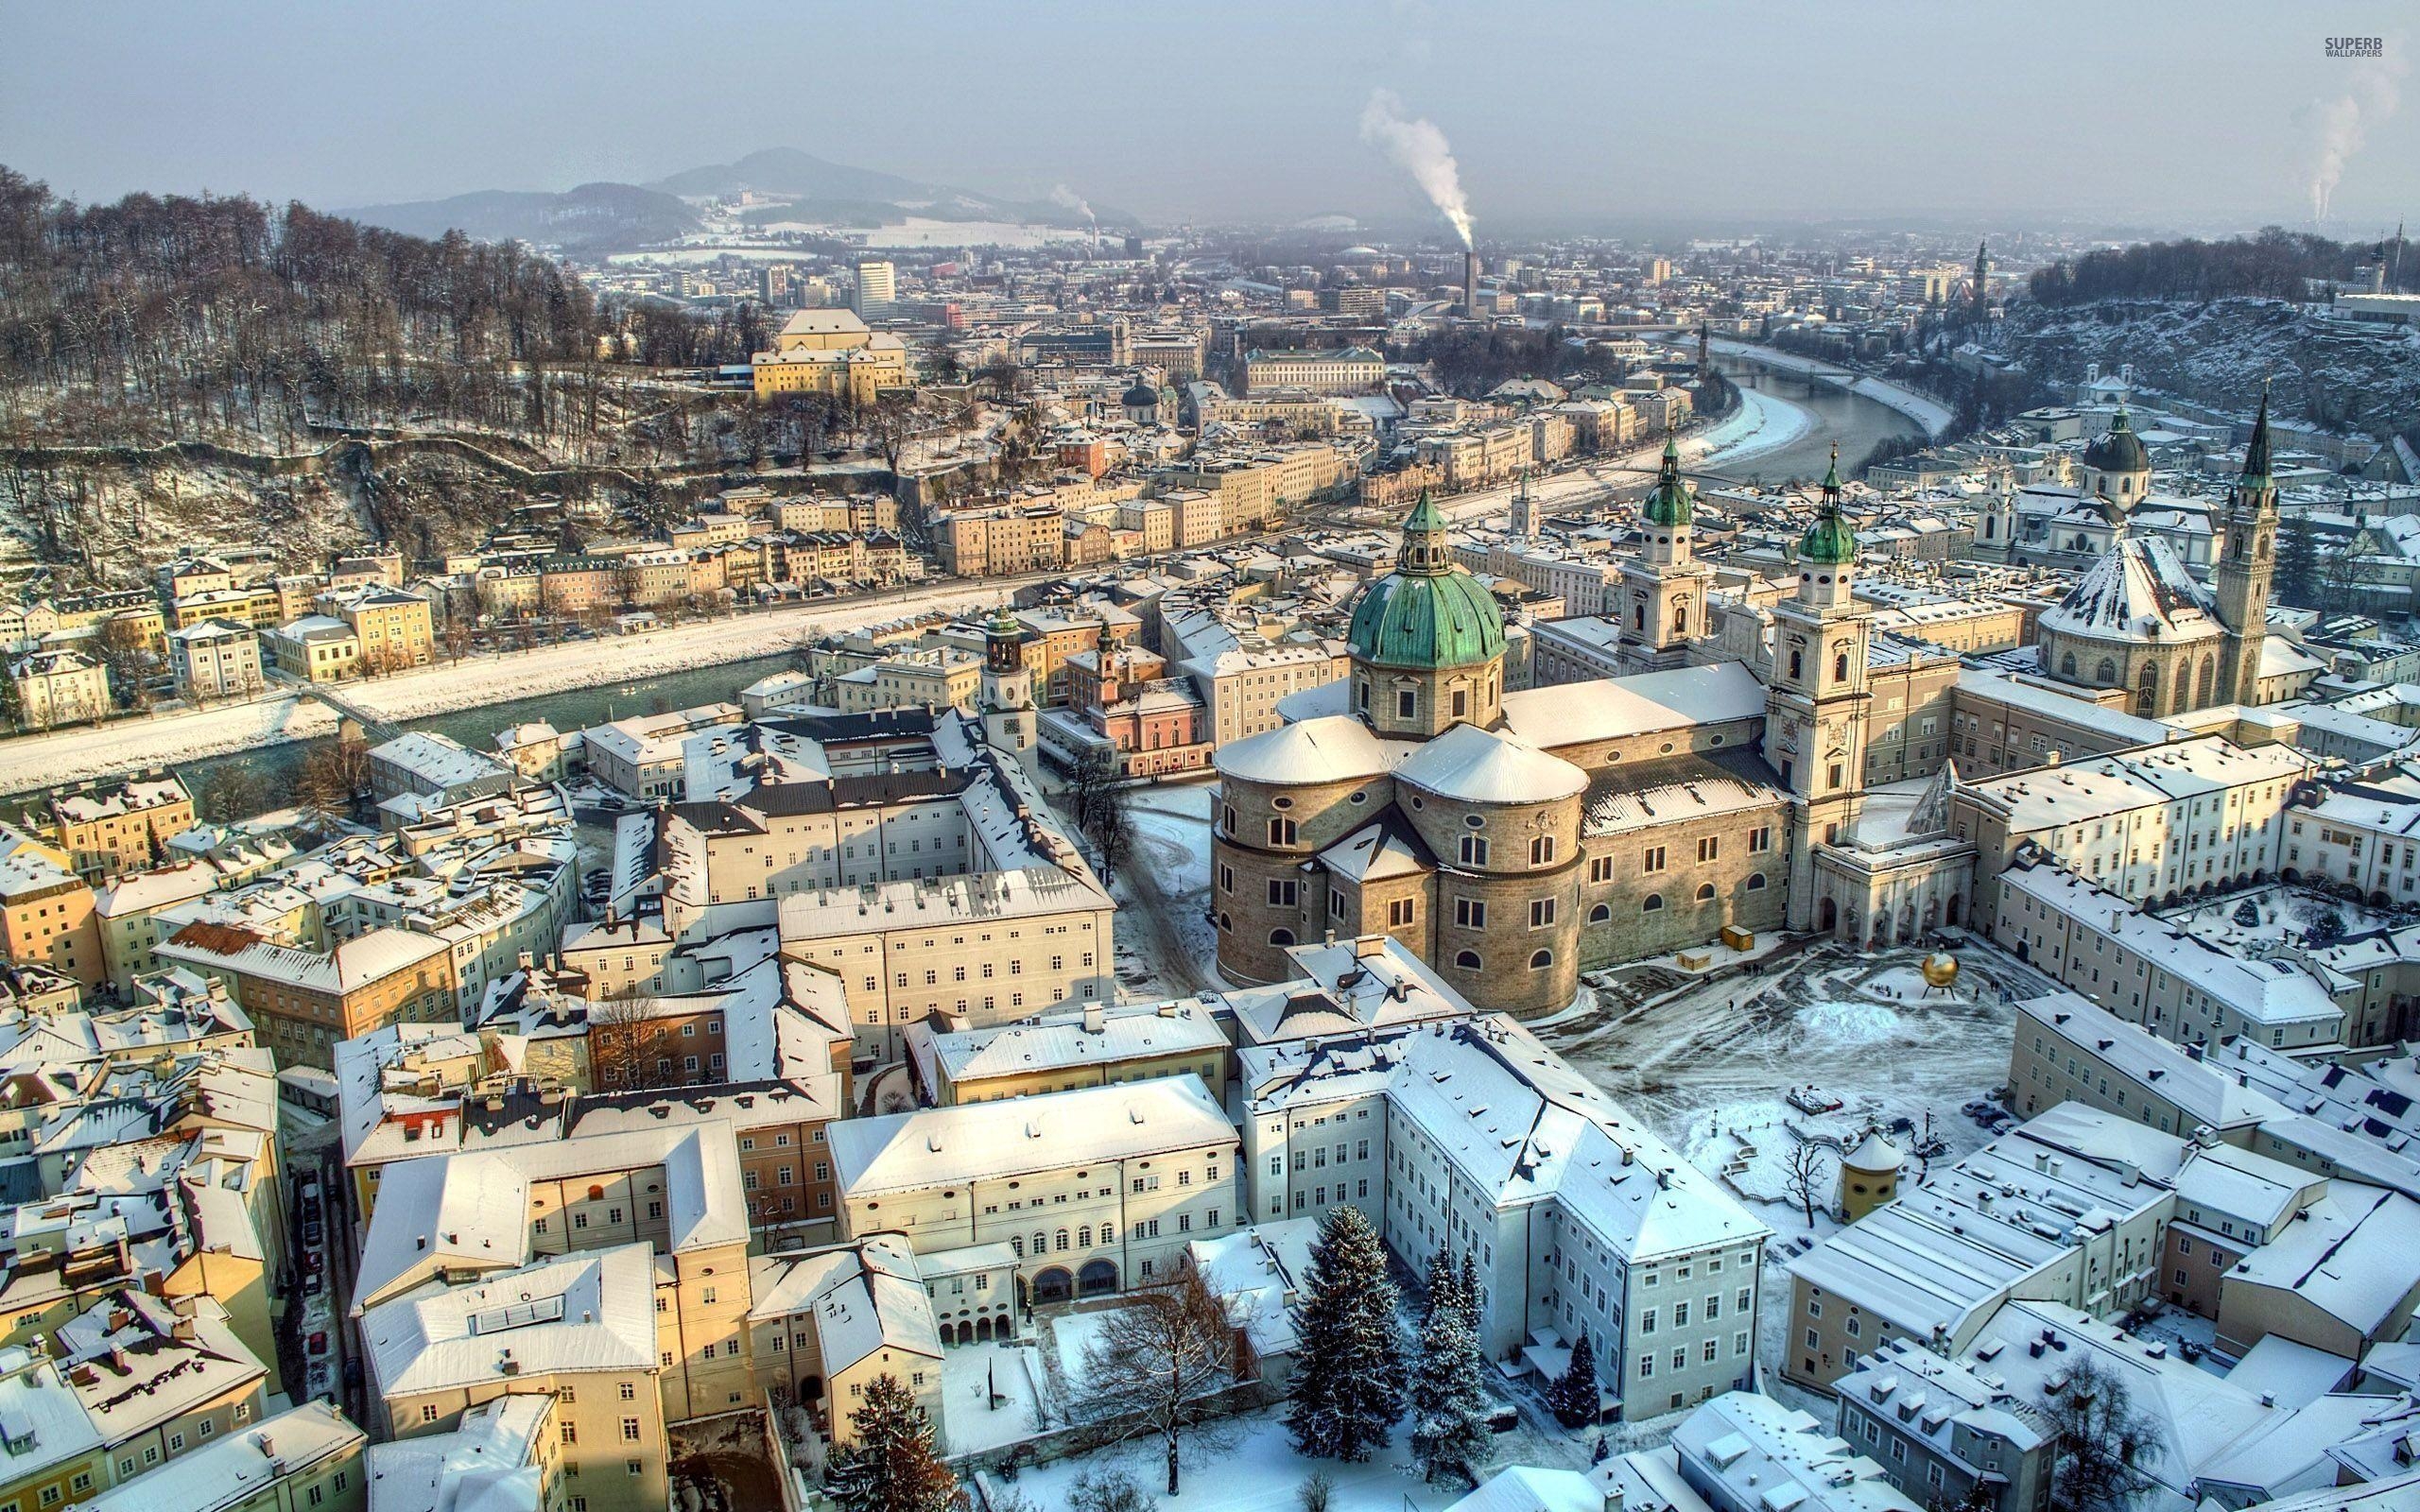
2275, 512, 2322, 608
1409, 1251, 1491, 1487
1288, 1205, 1406, 1463
1548, 1323, 1600, 1430
825, 1373, 961, 1512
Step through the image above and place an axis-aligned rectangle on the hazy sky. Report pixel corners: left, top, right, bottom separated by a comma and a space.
4, 0, 2412, 237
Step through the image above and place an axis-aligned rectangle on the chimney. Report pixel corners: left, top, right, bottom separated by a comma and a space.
1082, 1004, 1105, 1034
1464, 250, 1480, 317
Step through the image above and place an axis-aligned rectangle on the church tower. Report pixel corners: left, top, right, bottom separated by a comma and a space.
2214, 390, 2278, 707
1615, 433, 1714, 670
977, 608, 1039, 771
1765, 449, 1874, 929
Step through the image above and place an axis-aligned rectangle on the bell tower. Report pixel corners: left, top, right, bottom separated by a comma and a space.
2214, 389, 2278, 707
1615, 432, 1714, 670
1766, 448, 1873, 928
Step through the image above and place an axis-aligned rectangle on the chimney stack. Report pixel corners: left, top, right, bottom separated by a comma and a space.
1464, 250, 1480, 316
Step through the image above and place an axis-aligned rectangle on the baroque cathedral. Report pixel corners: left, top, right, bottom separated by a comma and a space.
1210, 408, 2283, 1017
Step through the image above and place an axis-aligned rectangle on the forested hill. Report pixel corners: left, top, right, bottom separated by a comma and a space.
0, 167, 763, 455
2028, 228, 2417, 304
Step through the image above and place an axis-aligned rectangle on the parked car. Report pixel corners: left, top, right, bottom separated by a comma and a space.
302, 1218, 323, 1246
307, 1331, 328, 1356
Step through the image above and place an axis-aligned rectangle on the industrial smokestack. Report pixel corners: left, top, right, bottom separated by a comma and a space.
1465, 249, 1479, 317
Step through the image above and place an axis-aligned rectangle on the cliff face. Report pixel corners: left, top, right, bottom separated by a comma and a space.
1998, 297, 2420, 443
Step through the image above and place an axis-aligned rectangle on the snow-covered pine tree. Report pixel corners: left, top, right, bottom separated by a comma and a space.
827, 1372, 960, 1512
1287, 1204, 1406, 1463
1409, 1250, 1491, 1487
1549, 1323, 1599, 1430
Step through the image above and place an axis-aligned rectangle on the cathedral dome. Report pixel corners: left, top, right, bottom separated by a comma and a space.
1799, 509, 1858, 566
1346, 569, 1508, 670
1121, 380, 1160, 410
2038, 535, 2221, 646
2083, 407, 2149, 478
1348, 492, 1508, 671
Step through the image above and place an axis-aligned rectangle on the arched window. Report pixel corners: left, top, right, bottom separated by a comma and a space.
2196, 654, 2216, 706
2060, 653, 2077, 678
1529, 950, 1553, 970
1078, 1225, 1092, 1246
1633, 602, 1645, 630
1675, 604, 1688, 634
2096, 658, 2118, 684
1745, 874, 1768, 891
1834, 652, 1850, 682
1695, 883, 1716, 902
1588, 902, 1612, 922
1789, 649, 1804, 680
1530, 835, 1554, 866
1054, 1229, 1070, 1252
1454, 950, 1482, 970
1643, 894, 1666, 913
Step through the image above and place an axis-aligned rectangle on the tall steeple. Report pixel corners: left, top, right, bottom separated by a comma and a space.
2213, 385, 2279, 708
1768, 439, 1875, 930
1400, 489, 1451, 574
1616, 428, 1711, 668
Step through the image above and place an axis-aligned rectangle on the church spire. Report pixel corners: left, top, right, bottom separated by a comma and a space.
1400, 489, 1450, 575
2240, 385, 2273, 487
1642, 427, 1691, 526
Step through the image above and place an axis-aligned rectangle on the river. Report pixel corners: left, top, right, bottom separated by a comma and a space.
1698, 352, 1926, 486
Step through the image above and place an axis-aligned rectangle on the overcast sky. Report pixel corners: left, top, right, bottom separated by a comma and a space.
4, 0, 2411, 238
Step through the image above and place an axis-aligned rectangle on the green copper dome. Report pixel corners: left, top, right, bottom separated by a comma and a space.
1800, 446, 1857, 564
1348, 490, 1508, 670
1641, 432, 1692, 527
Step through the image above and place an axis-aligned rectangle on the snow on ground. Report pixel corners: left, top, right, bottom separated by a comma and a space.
998, 1407, 1576, 1512
2153, 883, 2396, 950
0, 693, 339, 795
1540, 939, 2051, 1200
941, 1338, 1051, 1455
1045, 1307, 1125, 1391
1689, 383, 1815, 468
1113, 779, 1222, 1001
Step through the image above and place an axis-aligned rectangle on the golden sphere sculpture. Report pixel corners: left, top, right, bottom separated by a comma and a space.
1920, 952, 1960, 990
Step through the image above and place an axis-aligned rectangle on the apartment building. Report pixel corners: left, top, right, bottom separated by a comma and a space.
167, 619, 267, 702
1182, 640, 1351, 748
155, 922, 456, 1070
933, 505, 1065, 577
9, 649, 109, 730
32, 771, 195, 883
902, 996, 1230, 1106
1240, 347, 1384, 395
0, 829, 103, 988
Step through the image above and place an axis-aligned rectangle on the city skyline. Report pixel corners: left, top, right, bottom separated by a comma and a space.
3, 0, 2411, 236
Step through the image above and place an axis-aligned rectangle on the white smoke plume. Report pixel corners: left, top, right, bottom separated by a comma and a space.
1049, 183, 1096, 225
2303, 48, 2407, 224
1358, 88, 1474, 248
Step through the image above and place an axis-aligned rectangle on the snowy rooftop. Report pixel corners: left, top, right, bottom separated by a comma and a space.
1670, 1391, 1921, 1512
1396, 722, 1587, 805
361, 1245, 658, 1399
828, 1074, 1233, 1197
904, 998, 1226, 1088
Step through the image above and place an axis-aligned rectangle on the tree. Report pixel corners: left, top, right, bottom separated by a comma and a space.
1287, 1204, 1405, 1463
1066, 1467, 1157, 1512
94, 618, 155, 712
2274, 513, 2322, 609
587, 994, 681, 1091
1409, 1251, 1490, 1486
295, 733, 372, 826
1548, 1322, 1599, 1430
194, 763, 272, 822
1073, 1266, 1238, 1496
1783, 1138, 1832, 1228
823, 1373, 961, 1512
1067, 747, 1132, 884
2038, 1357, 2160, 1512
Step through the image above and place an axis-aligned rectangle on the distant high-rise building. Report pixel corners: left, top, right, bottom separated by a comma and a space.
853, 259, 897, 319
1124, 234, 1144, 259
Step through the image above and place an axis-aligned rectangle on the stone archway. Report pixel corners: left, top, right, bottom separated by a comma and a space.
1077, 1259, 1118, 1297
975, 1316, 994, 1342
1819, 898, 1839, 934
1032, 1267, 1073, 1305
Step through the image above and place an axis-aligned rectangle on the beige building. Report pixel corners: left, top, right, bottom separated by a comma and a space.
751, 309, 910, 404
1240, 346, 1383, 395
833, 647, 984, 715
9, 649, 109, 730
828, 1074, 1239, 1303
903, 996, 1230, 1106
155, 921, 457, 1070
167, 619, 266, 702
34, 771, 195, 883
318, 585, 434, 674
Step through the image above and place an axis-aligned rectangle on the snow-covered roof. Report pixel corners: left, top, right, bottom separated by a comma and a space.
829, 1074, 1233, 1197
1499, 662, 1768, 749
1216, 713, 1404, 786
2037, 534, 2222, 644
1395, 723, 1586, 805
361, 1245, 658, 1399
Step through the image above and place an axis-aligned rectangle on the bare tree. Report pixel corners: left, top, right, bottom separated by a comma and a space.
1783, 1138, 1832, 1229
94, 618, 156, 712
587, 994, 681, 1091
295, 733, 372, 826
2039, 1358, 2161, 1512
1072, 1266, 1240, 1497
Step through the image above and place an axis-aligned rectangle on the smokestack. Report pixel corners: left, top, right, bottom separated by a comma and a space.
1465, 250, 1479, 317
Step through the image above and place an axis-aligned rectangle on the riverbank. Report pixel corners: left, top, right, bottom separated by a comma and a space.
0, 576, 1028, 795
1705, 337, 1955, 438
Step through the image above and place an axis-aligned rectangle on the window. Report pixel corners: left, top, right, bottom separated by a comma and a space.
1397, 689, 1417, 719
1697, 836, 1719, 863
1643, 893, 1665, 913
1454, 898, 1486, 928
1530, 899, 1556, 927
1530, 949, 1553, 970
1748, 826, 1772, 853
1642, 847, 1667, 873
1459, 834, 1489, 867
1530, 835, 1555, 865
1267, 878, 1296, 906
1387, 898, 1415, 927
1455, 951, 1482, 970
1267, 817, 1297, 846
1695, 883, 1716, 902
622, 1418, 642, 1442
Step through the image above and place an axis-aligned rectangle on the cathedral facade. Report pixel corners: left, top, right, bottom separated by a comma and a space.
1210, 415, 2286, 1019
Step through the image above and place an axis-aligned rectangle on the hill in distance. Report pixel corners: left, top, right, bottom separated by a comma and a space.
347, 146, 1134, 251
